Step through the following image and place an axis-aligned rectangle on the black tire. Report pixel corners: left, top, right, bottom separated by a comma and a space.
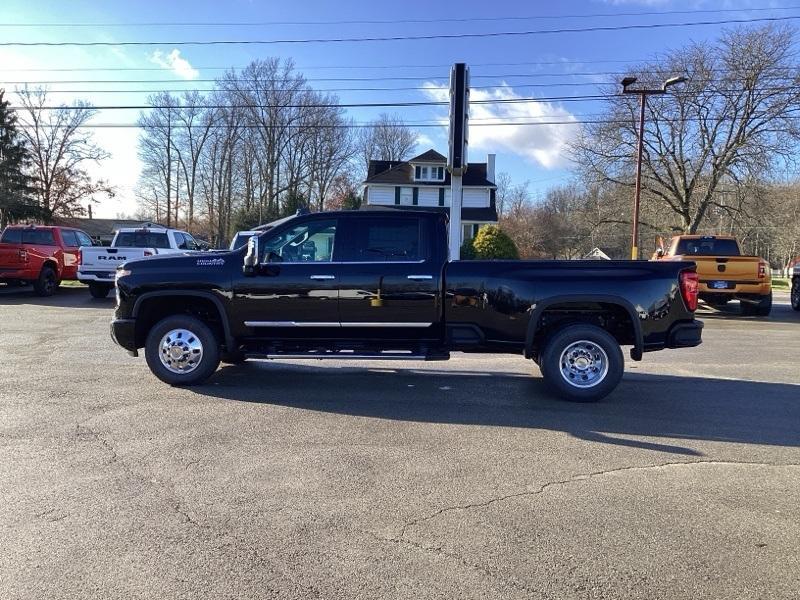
144, 315, 220, 386
33, 266, 58, 297
538, 324, 624, 403
791, 280, 800, 312
88, 282, 112, 299
755, 291, 772, 317
740, 293, 772, 317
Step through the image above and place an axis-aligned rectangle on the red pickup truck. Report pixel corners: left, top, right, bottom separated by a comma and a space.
0, 225, 94, 296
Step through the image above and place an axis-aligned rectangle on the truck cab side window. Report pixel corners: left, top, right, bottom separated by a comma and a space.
61, 230, 79, 247
76, 232, 93, 247
260, 220, 337, 263
340, 217, 424, 262
1, 229, 22, 244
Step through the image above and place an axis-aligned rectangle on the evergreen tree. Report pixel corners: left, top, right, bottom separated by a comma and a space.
0, 89, 38, 227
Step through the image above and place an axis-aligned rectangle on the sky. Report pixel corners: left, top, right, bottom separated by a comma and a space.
1, 0, 797, 218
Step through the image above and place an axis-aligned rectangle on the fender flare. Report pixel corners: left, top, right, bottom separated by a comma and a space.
132, 290, 235, 351
524, 294, 644, 361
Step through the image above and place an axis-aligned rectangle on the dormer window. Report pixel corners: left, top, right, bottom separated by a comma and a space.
414, 165, 445, 182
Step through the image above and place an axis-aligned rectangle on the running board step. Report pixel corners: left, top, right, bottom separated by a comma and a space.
247, 350, 450, 361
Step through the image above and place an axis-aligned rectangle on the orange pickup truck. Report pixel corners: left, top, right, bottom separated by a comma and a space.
653, 235, 772, 316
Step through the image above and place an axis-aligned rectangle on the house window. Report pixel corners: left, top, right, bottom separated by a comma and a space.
414, 164, 445, 182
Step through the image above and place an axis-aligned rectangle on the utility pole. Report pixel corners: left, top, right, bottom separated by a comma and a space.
448, 63, 469, 260
621, 75, 686, 260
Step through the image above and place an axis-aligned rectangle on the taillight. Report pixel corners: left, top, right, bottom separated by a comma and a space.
18, 249, 27, 262
78, 249, 83, 264
679, 270, 699, 312
758, 261, 767, 278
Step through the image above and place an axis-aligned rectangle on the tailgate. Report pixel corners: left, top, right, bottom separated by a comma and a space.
0, 243, 24, 268
688, 256, 761, 281
79, 247, 150, 271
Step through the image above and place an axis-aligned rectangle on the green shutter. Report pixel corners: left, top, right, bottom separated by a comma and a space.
438, 188, 445, 206
412, 187, 419, 206
394, 187, 401, 205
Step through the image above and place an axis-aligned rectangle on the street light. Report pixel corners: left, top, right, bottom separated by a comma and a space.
621, 75, 687, 259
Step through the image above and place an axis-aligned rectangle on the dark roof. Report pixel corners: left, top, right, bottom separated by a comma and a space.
364, 160, 495, 187
51, 217, 163, 238
408, 149, 447, 163
358, 204, 498, 222
367, 160, 404, 179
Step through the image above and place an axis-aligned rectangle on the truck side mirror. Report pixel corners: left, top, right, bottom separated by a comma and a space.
243, 235, 259, 276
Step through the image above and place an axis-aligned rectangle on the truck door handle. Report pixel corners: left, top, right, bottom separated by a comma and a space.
407, 275, 433, 280
310, 275, 335, 280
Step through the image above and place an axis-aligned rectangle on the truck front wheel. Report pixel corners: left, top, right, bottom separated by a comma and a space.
539, 324, 624, 403
144, 315, 220, 386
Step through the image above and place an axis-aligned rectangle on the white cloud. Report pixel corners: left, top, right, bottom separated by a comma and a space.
422, 82, 579, 169
149, 49, 199, 80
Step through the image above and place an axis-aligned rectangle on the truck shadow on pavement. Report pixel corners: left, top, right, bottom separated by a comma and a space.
196, 363, 800, 456
0, 285, 114, 308
697, 296, 799, 324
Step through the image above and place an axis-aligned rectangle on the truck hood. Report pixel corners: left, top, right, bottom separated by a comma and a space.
123, 250, 240, 271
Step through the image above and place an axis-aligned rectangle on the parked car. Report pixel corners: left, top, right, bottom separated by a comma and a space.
792, 262, 800, 311
653, 234, 772, 316
0, 225, 94, 296
110, 210, 703, 402
78, 226, 201, 298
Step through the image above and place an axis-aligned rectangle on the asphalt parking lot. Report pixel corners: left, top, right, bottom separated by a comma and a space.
1, 285, 798, 600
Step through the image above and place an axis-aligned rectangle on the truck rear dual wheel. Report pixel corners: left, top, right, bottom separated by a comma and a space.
538, 324, 624, 403
740, 292, 772, 317
145, 315, 220, 386
88, 282, 112, 299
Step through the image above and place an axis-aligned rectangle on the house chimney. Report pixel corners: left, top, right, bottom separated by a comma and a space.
487, 153, 496, 183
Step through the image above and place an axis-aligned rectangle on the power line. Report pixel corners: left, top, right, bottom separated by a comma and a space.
3, 5, 799, 27
2, 15, 799, 47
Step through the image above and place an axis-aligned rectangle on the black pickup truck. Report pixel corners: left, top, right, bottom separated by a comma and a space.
111, 210, 703, 401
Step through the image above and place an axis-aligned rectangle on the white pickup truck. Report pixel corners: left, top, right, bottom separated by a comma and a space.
79, 226, 200, 298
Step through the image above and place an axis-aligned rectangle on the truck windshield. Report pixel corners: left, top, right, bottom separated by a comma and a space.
676, 238, 741, 256
115, 231, 170, 249
230, 233, 254, 250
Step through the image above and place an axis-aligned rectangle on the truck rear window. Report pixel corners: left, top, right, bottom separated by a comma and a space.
115, 231, 170, 249
0, 229, 22, 244
675, 238, 741, 256
4, 229, 57, 245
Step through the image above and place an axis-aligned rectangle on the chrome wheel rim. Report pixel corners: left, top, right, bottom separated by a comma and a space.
158, 328, 204, 374
559, 340, 609, 388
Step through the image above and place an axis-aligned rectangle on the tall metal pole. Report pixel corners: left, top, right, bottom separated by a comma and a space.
449, 175, 462, 259
631, 94, 646, 260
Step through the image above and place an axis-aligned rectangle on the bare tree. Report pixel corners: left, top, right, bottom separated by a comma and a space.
570, 25, 800, 235
16, 87, 113, 220
357, 113, 417, 176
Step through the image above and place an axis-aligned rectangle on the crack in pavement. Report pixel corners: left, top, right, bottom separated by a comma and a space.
364, 460, 800, 596
395, 459, 800, 540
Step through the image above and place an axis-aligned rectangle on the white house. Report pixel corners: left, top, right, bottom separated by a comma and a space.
362, 149, 498, 246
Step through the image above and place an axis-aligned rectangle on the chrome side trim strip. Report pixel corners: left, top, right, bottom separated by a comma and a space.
244, 321, 341, 328
341, 322, 433, 328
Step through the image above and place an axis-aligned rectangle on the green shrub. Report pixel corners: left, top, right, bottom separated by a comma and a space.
460, 237, 477, 259
471, 225, 519, 259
